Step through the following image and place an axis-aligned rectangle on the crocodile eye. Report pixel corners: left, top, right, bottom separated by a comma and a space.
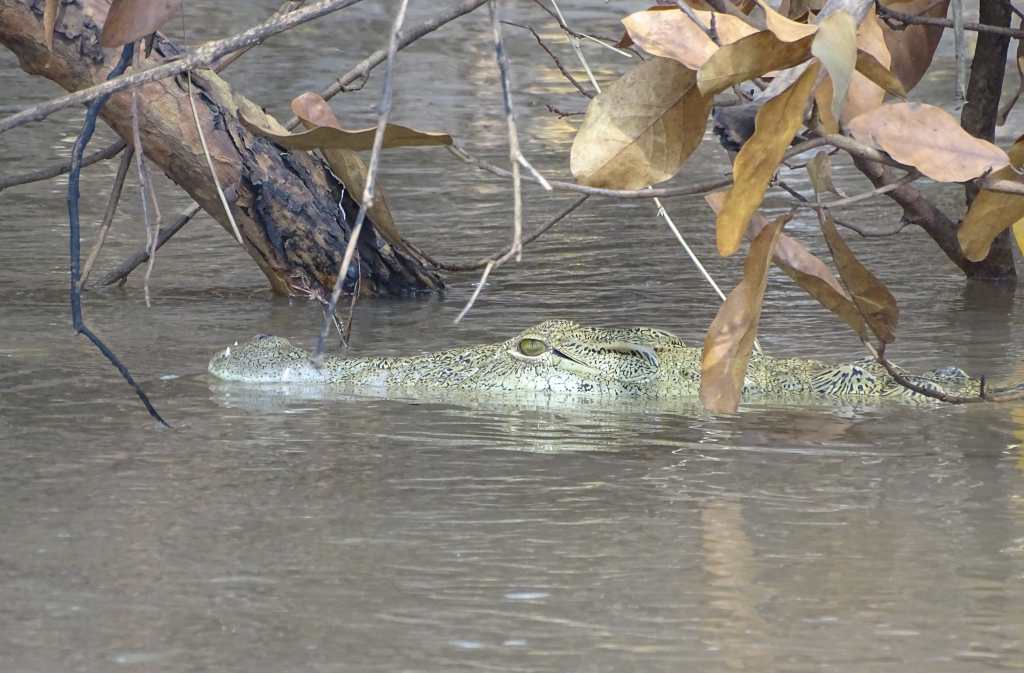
517, 338, 547, 357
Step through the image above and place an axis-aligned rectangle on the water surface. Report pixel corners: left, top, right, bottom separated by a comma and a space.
2, 2, 1024, 671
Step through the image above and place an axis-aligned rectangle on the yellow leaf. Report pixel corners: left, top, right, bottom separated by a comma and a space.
757, 0, 818, 41
847, 102, 1010, 182
957, 135, 1024, 261
289, 93, 404, 246
811, 10, 858, 121
715, 61, 820, 255
1014, 219, 1024, 255
239, 111, 453, 152
841, 6, 894, 122
43, 0, 59, 51
700, 213, 788, 413
697, 31, 815, 96
622, 8, 759, 70
570, 57, 713, 189
705, 191, 864, 335
819, 209, 898, 343
100, 0, 182, 48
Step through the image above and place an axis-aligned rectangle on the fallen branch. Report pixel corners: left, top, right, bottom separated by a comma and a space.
0, 0, 369, 135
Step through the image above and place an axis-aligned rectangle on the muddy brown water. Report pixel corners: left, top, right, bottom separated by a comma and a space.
2, 2, 1024, 671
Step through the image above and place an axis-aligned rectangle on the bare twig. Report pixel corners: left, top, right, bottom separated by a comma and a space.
877, 4, 1024, 38
66, 43, 168, 426
501, 21, 592, 98
96, 203, 202, 287
129, 42, 161, 308
675, 0, 718, 43
547, 0, 601, 91
0, 0, 370, 135
455, 257, 502, 323
427, 194, 589, 272
313, 0, 409, 362
80, 147, 133, 288
0, 139, 127, 193
491, 1, 552, 262
448, 143, 733, 198
186, 73, 242, 244
952, 0, 967, 104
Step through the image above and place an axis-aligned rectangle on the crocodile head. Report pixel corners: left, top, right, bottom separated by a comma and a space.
208, 335, 327, 383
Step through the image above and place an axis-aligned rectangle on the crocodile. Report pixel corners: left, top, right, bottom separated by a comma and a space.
208, 319, 980, 402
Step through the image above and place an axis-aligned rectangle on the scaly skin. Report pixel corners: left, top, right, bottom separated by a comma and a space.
208, 320, 981, 401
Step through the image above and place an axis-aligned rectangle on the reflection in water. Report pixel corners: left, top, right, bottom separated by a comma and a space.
2, 1, 1024, 671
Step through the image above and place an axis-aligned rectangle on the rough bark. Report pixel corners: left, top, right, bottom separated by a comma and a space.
0, 0, 444, 296
957, 0, 1017, 280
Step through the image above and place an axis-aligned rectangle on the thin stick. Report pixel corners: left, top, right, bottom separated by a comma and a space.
313, 0, 409, 363
877, 4, 1024, 38
80, 147, 133, 288
428, 194, 589, 271
186, 73, 242, 244
548, 0, 601, 92
97, 203, 201, 287
501, 21, 592, 98
0, 0, 370, 136
448, 144, 733, 198
67, 43, 168, 426
952, 0, 967, 104
129, 42, 160, 308
493, 2, 523, 259
654, 194, 762, 354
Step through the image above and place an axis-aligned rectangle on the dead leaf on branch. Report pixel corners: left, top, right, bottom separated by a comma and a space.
879, 0, 949, 92
239, 111, 453, 152
847, 102, 1010, 182
700, 213, 788, 413
289, 92, 403, 247
842, 6, 897, 121
704, 191, 865, 335
957, 135, 1024, 262
622, 8, 759, 70
757, 0, 818, 41
570, 57, 713, 190
43, 0, 59, 51
811, 10, 858, 121
806, 151, 840, 197
715, 61, 820, 256
697, 31, 815, 96
100, 0, 183, 48
818, 208, 898, 343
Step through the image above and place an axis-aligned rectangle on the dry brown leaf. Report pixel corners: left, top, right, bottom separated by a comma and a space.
806, 150, 840, 197
853, 50, 906, 98
43, 0, 59, 51
697, 31, 815, 96
239, 110, 453, 152
704, 191, 863, 335
100, 0, 182, 48
847, 102, 1009, 182
622, 8, 759, 70
957, 135, 1024, 261
814, 77, 840, 133
700, 213, 788, 413
757, 0, 818, 41
819, 208, 898, 343
570, 57, 713, 189
841, 6, 893, 121
879, 0, 949, 92
289, 92, 403, 247
811, 10, 858, 121
715, 61, 820, 255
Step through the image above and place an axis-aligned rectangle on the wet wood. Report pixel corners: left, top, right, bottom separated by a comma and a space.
0, 0, 444, 296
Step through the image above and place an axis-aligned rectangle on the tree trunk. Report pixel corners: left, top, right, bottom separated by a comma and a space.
0, 0, 444, 297
959, 0, 1017, 280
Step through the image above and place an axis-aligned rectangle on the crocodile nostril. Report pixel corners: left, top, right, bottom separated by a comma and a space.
255, 334, 272, 341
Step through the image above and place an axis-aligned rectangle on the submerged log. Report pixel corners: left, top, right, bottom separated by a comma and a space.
0, 0, 444, 296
